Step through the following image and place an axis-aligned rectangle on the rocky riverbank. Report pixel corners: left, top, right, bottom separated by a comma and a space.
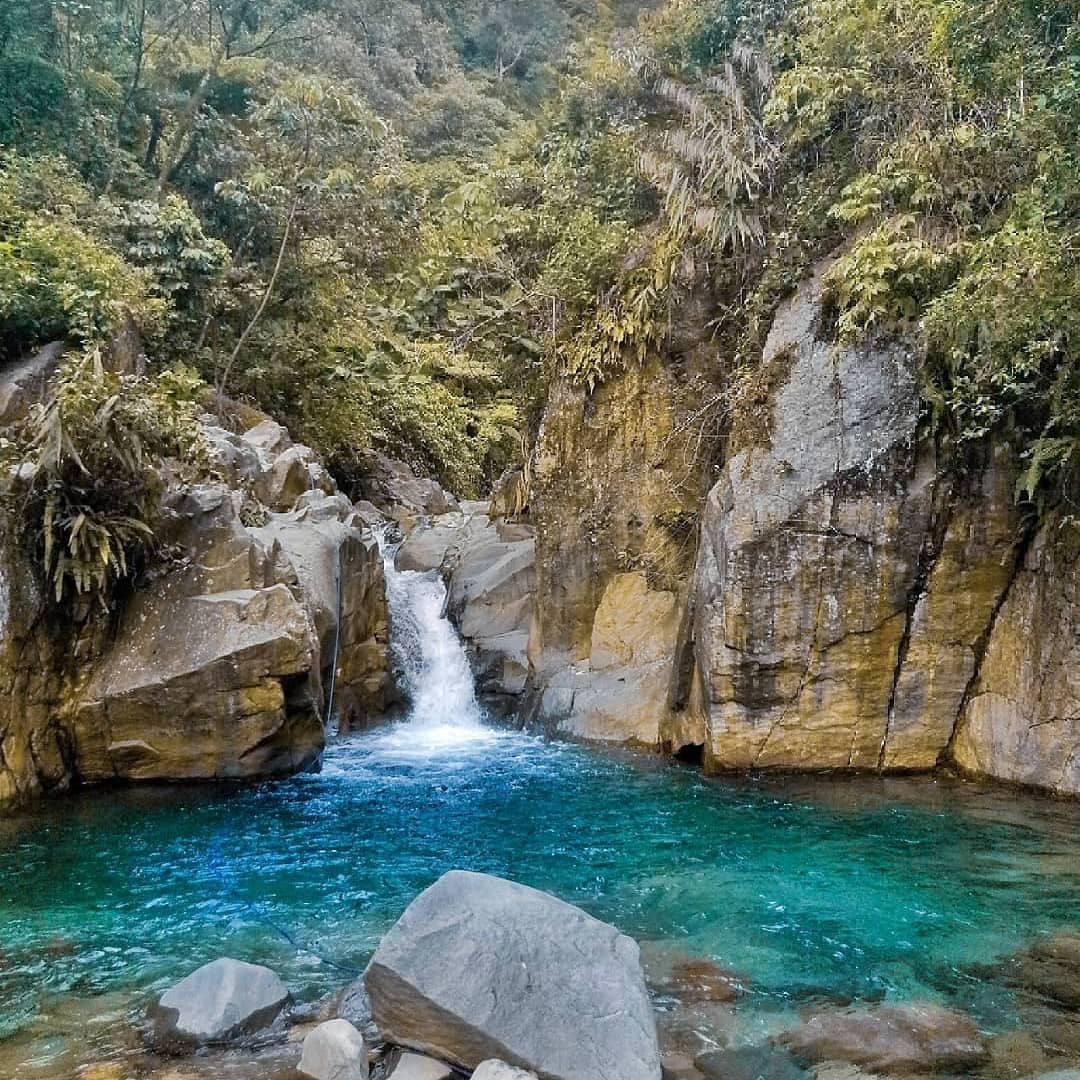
32, 870, 1080, 1080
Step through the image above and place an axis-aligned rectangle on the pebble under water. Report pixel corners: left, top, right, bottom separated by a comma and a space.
2, 722, 1080, 1074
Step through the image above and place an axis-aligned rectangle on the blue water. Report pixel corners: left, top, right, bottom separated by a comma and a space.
2, 722, 1080, 1073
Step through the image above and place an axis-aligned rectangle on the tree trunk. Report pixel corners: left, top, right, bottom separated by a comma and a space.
216, 192, 301, 410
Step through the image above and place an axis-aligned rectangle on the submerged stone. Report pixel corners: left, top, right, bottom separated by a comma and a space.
779, 1002, 988, 1073
365, 870, 661, 1080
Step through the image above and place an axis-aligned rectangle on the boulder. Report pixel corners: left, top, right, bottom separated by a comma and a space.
395, 513, 482, 573
472, 1062, 539, 1080
254, 495, 394, 729
73, 579, 324, 782
357, 454, 458, 531
147, 958, 290, 1051
332, 977, 382, 1046
365, 870, 660, 1080
445, 522, 535, 705
299, 1019, 369, 1080
254, 444, 335, 511
1004, 930, 1080, 1009
388, 1052, 456, 1079
70, 477, 391, 784
696, 1045, 807, 1080
779, 1003, 989, 1073
0, 341, 66, 427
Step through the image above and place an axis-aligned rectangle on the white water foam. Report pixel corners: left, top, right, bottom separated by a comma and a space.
370, 528, 500, 757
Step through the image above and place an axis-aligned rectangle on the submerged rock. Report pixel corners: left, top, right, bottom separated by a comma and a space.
696, 1044, 808, 1080
147, 958, 290, 1052
365, 870, 661, 1080
299, 1019, 368, 1080
779, 1002, 988, 1073
1005, 930, 1080, 1010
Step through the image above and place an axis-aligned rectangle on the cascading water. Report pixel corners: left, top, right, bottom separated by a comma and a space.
373, 528, 495, 752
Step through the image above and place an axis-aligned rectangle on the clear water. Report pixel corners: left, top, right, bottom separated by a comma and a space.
2, 552, 1079, 1074
2, 731, 1080, 1072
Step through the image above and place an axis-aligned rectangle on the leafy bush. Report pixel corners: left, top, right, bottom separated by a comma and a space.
8, 353, 205, 615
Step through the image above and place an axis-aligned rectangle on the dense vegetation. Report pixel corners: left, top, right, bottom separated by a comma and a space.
0, 0, 1077, 610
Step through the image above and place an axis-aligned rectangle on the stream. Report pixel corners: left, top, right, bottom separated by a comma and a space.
1, 550, 1079, 1075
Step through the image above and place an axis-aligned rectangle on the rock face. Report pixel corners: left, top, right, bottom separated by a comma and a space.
0, 407, 393, 806
672, 263, 1078, 794
147, 958, 290, 1051
779, 1002, 989, 1073
524, 323, 721, 748
534, 570, 679, 744
299, 1019, 369, 1080
950, 526, 1080, 793
365, 870, 661, 1080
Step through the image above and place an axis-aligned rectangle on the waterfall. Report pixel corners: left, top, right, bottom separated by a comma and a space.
375, 529, 491, 750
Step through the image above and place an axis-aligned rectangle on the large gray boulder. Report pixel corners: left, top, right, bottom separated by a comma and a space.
299, 1018, 369, 1080
148, 957, 290, 1051
365, 870, 661, 1080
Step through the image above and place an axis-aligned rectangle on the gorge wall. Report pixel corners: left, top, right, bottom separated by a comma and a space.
0, 391, 395, 809
524, 265, 1080, 797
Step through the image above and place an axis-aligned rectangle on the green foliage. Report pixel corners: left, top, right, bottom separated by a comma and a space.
9, 352, 206, 614
109, 195, 229, 309
923, 195, 1080, 504
824, 216, 948, 340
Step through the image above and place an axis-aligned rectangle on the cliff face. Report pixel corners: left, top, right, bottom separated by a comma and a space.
0, 415, 394, 809
525, 295, 723, 746
527, 265, 1080, 796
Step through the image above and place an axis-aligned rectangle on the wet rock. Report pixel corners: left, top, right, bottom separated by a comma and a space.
333, 977, 382, 1046
472, 1061, 539, 1080
387, 1051, 456, 1079
299, 1019, 369, 1080
357, 455, 458, 532
445, 522, 535, 706
539, 571, 678, 746
696, 1045, 808, 1080
148, 958, 290, 1052
365, 870, 661, 1080
1005, 931, 1080, 1011
778, 1002, 988, 1073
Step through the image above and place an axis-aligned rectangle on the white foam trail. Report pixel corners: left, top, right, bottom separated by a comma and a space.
374, 528, 497, 755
